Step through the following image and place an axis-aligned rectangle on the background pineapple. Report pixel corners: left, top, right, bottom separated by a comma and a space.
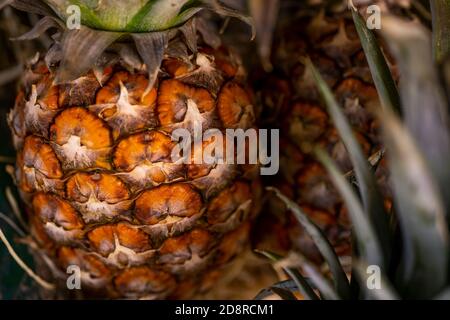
251, 0, 408, 266
2, 0, 264, 299
256, 0, 450, 300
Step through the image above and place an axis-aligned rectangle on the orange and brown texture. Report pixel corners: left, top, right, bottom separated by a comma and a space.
9, 46, 263, 299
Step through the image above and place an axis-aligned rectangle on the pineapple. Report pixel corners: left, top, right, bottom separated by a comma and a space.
260, 8, 450, 300
252, 0, 402, 264
5, 0, 262, 299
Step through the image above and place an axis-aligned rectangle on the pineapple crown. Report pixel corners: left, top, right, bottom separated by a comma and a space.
0, 0, 254, 85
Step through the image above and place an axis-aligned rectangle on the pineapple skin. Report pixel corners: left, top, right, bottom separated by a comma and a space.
253, 8, 394, 264
9, 44, 262, 299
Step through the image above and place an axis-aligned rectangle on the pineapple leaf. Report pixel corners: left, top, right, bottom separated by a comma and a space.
435, 288, 450, 300
380, 106, 449, 298
306, 58, 391, 269
316, 149, 384, 269
445, 58, 450, 97
179, 18, 197, 53
12, 16, 65, 41
254, 280, 299, 300
270, 287, 298, 300
126, 0, 202, 33
349, 2, 401, 114
10, 0, 55, 16
201, 0, 255, 40
249, 0, 280, 71
196, 18, 221, 48
55, 26, 122, 84
39, 0, 253, 33
282, 268, 319, 301
132, 32, 168, 95
0, 0, 13, 10
266, 187, 351, 299
299, 256, 340, 300
255, 250, 319, 300
353, 260, 399, 300
381, 16, 450, 219
430, 0, 450, 63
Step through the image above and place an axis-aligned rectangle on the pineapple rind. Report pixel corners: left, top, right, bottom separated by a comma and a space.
9, 30, 262, 299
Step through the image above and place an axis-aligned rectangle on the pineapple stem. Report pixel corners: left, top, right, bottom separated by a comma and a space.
0, 225, 55, 291
6, 186, 29, 232
430, 0, 450, 63
0, 155, 15, 164
0, 212, 25, 237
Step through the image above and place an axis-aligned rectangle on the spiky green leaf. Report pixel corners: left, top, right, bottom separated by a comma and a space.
430, 0, 450, 63
254, 280, 299, 300
270, 287, 298, 300
381, 16, 450, 219
349, 2, 401, 114
37, 0, 253, 33
267, 187, 351, 299
435, 288, 450, 300
299, 256, 340, 300
316, 149, 384, 269
249, 0, 280, 71
256, 250, 319, 300
380, 107, 449, 298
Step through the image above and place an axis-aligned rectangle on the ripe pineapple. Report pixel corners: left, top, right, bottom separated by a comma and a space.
252, 1, 400, 264
261, 10, 450, 300
6, 0, 261, 299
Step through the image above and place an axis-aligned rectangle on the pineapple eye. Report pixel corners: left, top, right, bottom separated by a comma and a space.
134, 183, 202, 226
217, 82, 255, 129
157, 79, 214, 127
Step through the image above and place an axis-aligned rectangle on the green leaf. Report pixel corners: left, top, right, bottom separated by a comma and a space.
434, 288, 450, 300
249, 0, 280, 71
380, 107, 449, 298
267, 187, 351, 299
306, 58, 391, 269
254, 280, 299, 300
316, 149, 384, 269
41, 0, 253, 33
349, 2, 401, 114
444, 57, 450, 97
256, 250, 319, 300
381, 16, 450, 219
299, 256, 340, 300
201, 0, 255, 39
128, 0, 200, 32
430, 0, 450, 63
270, 286, 298, 300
